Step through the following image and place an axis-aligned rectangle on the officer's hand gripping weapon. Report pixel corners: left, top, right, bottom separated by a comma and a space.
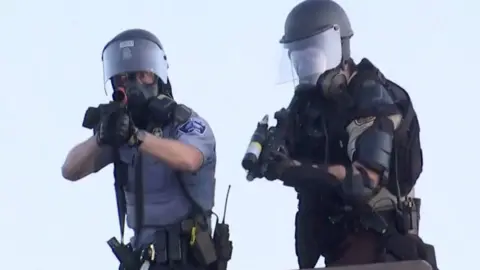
82, 88, 127, 130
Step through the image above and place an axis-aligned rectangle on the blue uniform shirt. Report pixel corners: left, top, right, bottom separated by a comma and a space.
96, 112, 216, 248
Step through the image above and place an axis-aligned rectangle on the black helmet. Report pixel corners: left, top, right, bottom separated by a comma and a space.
280, 0, 353, 59
278, 0, 353, 88
101, 29, 169, 86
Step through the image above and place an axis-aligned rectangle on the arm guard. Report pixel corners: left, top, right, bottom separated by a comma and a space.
349, 79, 398, 175
342, 79, 398, 204
341, 116, 396, 205
354, 117, 394, 174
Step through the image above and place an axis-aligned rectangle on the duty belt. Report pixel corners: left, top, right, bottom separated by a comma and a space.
328, 197, 421, 236
140, 220, 196, 267
111, 219, 196, 270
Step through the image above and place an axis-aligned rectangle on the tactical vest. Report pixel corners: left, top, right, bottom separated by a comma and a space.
354, 58, 423, 209
292, 58, 424, 227
293, 59, 423, 268
292, 59, 422, 211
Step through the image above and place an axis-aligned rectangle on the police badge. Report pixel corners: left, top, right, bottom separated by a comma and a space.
151, 127, 163, 137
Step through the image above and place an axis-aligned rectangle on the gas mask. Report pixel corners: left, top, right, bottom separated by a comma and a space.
124, 79, 158, 108
317, 66, 347, 97
110, 74, 159, 128
316, 65, 353, 108
129, 82, 157, 127
294, 65, 348, 98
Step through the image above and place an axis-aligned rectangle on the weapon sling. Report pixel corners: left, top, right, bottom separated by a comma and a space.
113, 149, 145, 246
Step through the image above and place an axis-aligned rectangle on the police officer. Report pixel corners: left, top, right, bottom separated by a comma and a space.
260, 0, 438, 269
61, 29, 217, 270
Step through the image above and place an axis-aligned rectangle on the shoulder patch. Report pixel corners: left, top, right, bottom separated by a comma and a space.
178, 118, 207, 135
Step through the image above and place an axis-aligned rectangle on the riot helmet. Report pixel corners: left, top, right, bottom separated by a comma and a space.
102, 29, 172, 126
102, 28, 172, 100
279, 0, 353, 99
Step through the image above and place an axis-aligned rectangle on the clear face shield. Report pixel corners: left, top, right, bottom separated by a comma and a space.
102, 39, 169, 101
277, 26, 343, 90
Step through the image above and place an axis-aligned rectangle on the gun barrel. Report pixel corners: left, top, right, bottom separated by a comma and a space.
246, 171, 255, 181
112, 88, 127, 104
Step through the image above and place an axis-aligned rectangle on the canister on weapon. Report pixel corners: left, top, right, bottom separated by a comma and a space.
241, 115, 269, 172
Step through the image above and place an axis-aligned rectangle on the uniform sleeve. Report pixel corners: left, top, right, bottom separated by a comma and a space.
175, 116, 216, 164
346, 79, 402, 161
93, 146, 113, 172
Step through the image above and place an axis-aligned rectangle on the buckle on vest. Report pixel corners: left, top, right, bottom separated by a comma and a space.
140, 244, 156, 262
396, 197, 420, 235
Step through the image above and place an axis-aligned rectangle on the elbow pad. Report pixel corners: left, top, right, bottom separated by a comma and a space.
354, 116, 394, 174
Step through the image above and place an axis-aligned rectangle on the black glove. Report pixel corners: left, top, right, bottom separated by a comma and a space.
148, 94, 178, 125
96, 109, 137, 147
95, 102, 121, 146
264, 145, 296, 181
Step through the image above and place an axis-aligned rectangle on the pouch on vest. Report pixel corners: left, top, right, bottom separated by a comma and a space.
356, 58, 423, 197
396, 197, 421, 235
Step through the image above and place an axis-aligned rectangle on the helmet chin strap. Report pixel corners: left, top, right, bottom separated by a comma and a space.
159, 78, 173, 99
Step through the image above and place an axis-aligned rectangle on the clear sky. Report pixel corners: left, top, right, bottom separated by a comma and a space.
1, 0, 477, 269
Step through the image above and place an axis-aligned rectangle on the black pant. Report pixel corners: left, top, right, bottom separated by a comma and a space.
324, 230, 438, 270
295, 210, 438, 269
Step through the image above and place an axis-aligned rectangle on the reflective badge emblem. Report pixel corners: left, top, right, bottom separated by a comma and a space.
179, 118, 206, 135
119, 40, 134, 48
152, 127, 163, 137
